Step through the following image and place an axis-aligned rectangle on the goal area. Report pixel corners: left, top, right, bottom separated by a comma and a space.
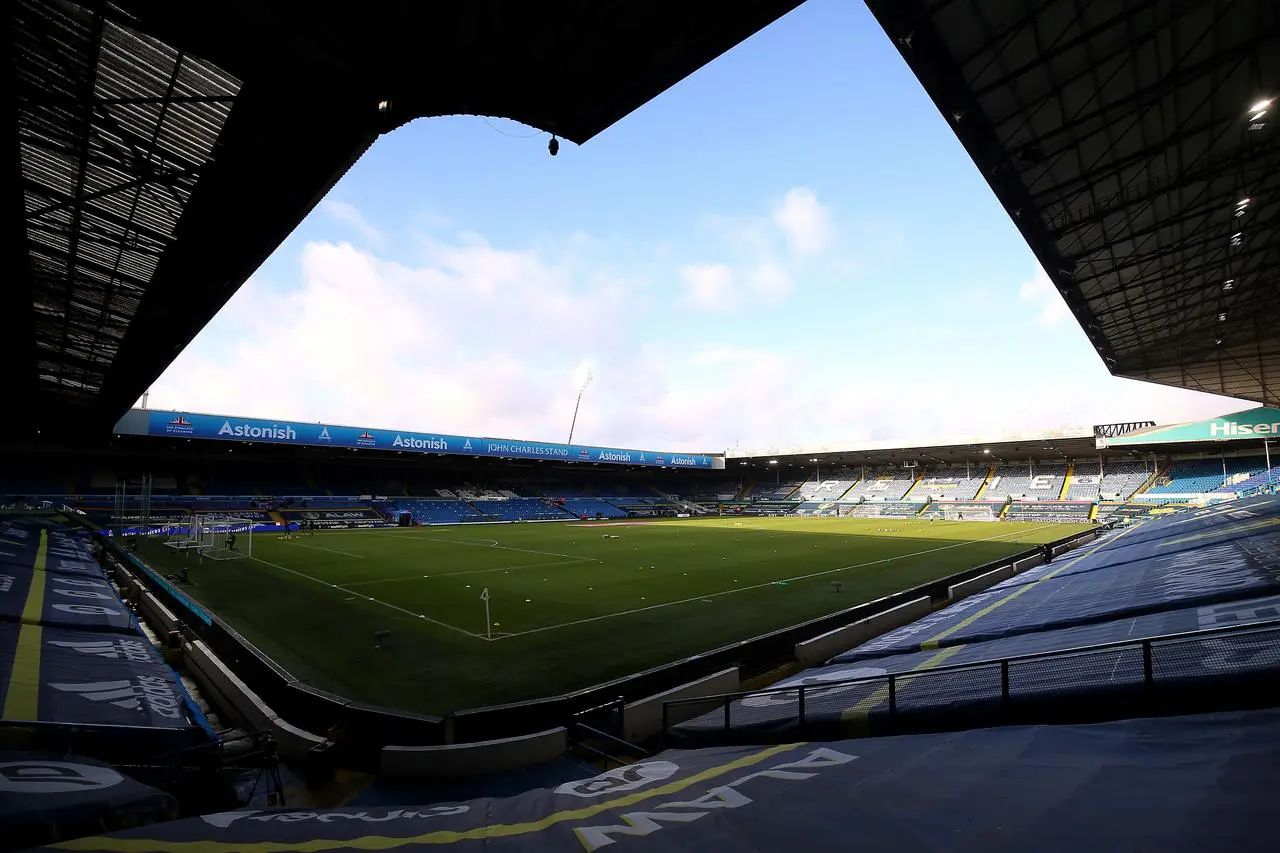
163, 514, 254, 560
940, 505, 998, 522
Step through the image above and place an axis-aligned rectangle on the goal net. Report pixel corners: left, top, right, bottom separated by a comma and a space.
163, 514, 254, 560
940, 505, 998, 522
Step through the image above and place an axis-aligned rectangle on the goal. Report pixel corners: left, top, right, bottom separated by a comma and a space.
164, 514, 254, 560
940, 505, 998, 522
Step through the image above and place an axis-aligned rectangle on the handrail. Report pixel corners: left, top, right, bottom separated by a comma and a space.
662, 614, 1280, 713
570, 722, 651, 758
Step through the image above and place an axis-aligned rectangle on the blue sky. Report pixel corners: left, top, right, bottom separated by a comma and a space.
149, 0, 1244, 453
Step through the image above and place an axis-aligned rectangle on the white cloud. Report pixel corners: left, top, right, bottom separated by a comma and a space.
680, 263, 735, 309
321, 200, 386, 248
1018, 267, 1071, 325
772, 187, 835, 255
147, 205, 1251, 454
747, 262, 793, 298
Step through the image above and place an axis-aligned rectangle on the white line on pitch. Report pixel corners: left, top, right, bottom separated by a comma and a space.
351, 531, 600, 563
247, 555, 484, 640
494, 524, 1059, 641
338, 558, 585, 587
287, 540, 366, 559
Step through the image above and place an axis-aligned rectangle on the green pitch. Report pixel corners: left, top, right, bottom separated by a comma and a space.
136, 516, 1089, 714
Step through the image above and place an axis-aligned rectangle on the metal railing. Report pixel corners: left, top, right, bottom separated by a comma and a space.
568, 697, 650, 767
661, 616, 1280, 741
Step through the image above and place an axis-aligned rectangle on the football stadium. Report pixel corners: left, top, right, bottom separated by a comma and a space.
2, 1, 1279, 851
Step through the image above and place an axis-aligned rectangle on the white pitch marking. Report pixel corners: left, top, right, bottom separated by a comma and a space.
287, 540, 366, 559
494, 524, 1060, 641
349, 531, 600, 563
247, 556, 484, 640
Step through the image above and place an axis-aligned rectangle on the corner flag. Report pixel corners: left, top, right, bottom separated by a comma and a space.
480, 587, 489, 601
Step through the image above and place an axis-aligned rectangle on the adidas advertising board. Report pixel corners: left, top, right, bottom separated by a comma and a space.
0, 571, 135, 632
0, 623, 194, 728
21, 717, 1280, 853
0, 531, 105, 579
134, 409, 724, 468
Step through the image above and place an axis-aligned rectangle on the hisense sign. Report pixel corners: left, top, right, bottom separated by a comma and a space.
1209, 419, 1280, 437
1098, 407, 1280, 448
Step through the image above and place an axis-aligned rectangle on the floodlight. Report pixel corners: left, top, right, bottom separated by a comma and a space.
1223, 279, 1235, 292
1219, 312, 1228, 322
1248, 98, 1273, 116
548, 136, 560, 156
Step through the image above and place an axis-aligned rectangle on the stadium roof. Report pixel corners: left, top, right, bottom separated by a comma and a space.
866, 0, 1280, 406
4, 0, 803, 440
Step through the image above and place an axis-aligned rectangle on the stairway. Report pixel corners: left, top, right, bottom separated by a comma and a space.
647, 485, 711, 515
974, 467, 995, 500
1135, 463, 1166, 496
1058, 464, 1074, 500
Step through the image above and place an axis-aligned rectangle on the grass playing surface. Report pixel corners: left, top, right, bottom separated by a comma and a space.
136, 516, 1090, 714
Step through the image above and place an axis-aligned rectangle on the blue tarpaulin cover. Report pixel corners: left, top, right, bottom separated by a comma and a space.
33, 710, 1280, 853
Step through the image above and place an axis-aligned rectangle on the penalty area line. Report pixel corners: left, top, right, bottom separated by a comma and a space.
286, 540, 366, 559
494, 524, 1060, 642
247, 555, 486, 641
351, 531, 602, 563
338, 558, 586, 588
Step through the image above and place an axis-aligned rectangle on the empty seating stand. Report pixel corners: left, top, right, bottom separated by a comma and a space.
982, 465, 1067, 501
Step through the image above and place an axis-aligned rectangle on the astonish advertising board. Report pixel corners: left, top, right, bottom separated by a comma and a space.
117, 410, 725, 469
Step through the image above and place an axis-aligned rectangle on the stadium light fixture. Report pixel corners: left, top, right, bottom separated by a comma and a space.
1219, 312, 1228, 322
982, 449, 990, 454
1223, 279, 1235, 291
1248, 98, 1273, 120
768, 459, 778, 465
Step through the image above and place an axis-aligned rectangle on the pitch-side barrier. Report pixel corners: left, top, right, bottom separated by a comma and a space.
661, 615, 1280, 747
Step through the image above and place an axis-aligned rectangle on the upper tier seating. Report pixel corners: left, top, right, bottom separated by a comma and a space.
844, 472, 916, 501
982, 465, 1067, 501
793, 477, 859, 501
1146, 457, 1266, 495
911, 469, 985, 501
752, 479, 805, 500
1216, 465, 1280, 493
1066, 461, 1152, 501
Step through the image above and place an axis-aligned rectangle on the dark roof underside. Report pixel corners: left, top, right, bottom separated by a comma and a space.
867, 0, 1280, 406
4, 0, 803, 440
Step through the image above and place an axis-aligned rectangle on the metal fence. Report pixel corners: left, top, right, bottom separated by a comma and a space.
662, 616, 1280, 744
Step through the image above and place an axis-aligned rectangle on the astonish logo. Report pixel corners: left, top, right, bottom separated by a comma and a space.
392, 435, 447, 451
1210, 420, 1280, 437
217, 420, 297, 441
598, 451, 632, 463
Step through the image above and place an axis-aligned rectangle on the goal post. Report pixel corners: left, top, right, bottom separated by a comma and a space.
163, 513, 254, 560
940, 505, 998, 522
